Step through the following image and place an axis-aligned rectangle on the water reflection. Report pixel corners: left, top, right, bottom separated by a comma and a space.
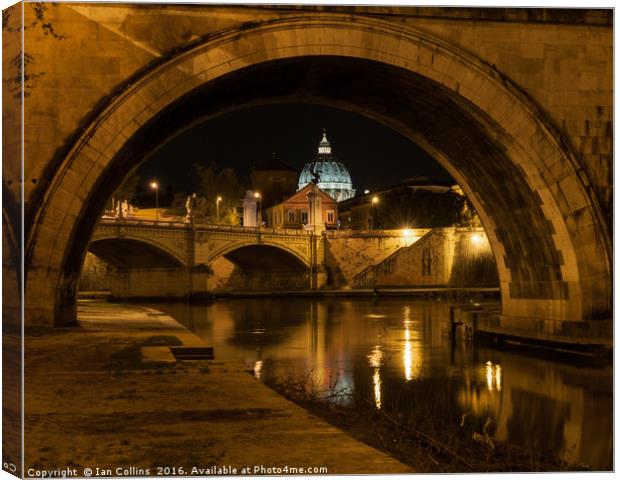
367, 346, 384, 409
485, 361, 502, 392
402, 306, 423, 381
146, 298, 612, 470
404, 326, 413, 381
495, 364, 502, 391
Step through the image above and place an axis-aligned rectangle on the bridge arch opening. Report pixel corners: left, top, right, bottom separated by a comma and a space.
26, 15, 610, 327
216, 244, 310, 291
79, 238, 189, 300
88, 239, 185, 269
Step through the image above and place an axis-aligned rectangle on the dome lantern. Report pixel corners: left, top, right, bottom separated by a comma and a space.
318, 129, 332, 155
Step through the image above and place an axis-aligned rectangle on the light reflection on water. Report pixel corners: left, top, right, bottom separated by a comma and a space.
146, 298, 612, 470
367, 345, 384, 409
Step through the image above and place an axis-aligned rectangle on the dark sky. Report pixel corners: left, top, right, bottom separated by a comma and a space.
137, 103, 452, 195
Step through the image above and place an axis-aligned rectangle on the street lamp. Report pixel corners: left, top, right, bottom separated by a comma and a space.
371, 195, 379, 230
254, 192, 262, 227
150, 181, 159, 222
216, 196, 222, 224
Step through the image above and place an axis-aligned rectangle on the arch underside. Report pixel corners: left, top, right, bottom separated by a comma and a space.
26, 15, 610, 326
221, 244, 309, 271
89, 239, 185, 269
218, 244, 310, 291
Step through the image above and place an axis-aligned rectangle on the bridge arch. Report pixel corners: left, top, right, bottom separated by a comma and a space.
208, 240, 311, 270
88, 237, 186, 269
26, 14, 610, 326
215, 242, 311, 292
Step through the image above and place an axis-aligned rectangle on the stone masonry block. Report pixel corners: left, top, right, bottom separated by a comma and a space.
557, 175, 587, 213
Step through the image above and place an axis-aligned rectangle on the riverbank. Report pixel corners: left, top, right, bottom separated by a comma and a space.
24, 301, 411, 474
79, 287, 500, 301
267, 379, 582, 473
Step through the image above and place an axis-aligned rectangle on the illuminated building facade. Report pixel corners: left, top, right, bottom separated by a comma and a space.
265, 183, 338, 229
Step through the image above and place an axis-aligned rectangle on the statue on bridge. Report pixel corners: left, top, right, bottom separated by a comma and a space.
186, 193, 210, 223
185, 193, 197, 221
115, 199, 131, 219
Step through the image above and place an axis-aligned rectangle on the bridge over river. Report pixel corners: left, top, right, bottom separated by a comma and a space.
86, 217, 436, 297
89, 217, 329, 293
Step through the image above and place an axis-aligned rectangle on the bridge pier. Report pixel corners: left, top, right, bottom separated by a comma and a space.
309, 265, 328, 290
308, 233, 327, 290
105, 265, 215, 301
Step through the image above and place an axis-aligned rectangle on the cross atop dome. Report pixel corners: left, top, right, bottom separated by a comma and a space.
318, 129, 332, 155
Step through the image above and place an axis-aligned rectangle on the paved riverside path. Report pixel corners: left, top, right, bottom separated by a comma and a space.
24, 301, 412, 475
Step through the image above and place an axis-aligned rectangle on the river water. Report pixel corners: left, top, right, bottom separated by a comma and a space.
145, 298, 612, 470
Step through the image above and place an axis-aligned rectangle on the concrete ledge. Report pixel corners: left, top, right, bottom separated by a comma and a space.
475, 313, 612, 350
214, 287, 500, 299
141, 346, 177, 363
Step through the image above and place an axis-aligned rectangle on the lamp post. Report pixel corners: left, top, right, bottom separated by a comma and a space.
254, 192, 262, 227
150, 181, 159, 222
371, 195, 379, 230
216, 196, 222, 224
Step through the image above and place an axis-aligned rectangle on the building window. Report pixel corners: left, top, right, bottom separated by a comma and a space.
301, 210, 308, 224
327, 210, 335, 223
287, 210, 295, 222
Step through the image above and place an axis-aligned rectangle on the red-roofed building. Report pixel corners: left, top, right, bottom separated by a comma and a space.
265, 183, 338, 229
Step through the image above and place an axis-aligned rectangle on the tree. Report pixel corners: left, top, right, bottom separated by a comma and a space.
374, 187, 473, 229
459, 196, 481, 227
113, 172, 140, 204
172, 191, 186, 210
194, 162, 246, 223
224, 207, 241, 226
3, 3, 66, 99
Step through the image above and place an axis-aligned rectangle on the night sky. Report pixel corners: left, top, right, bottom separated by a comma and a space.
137, 103, 453, 196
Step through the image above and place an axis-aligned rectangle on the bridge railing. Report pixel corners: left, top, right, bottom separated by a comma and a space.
195, 223, 313, 237
325, 228, 431, 238
99, 216, 189, 228
97, 217, 313, 236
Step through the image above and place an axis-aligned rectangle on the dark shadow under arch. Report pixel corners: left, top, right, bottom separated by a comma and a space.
89, 239, 184, 269
222, 244, 309, 272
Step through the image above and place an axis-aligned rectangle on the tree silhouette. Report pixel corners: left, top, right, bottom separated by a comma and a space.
3, 3, 66, 99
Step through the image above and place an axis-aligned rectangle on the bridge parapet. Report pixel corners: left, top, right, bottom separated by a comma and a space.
326, 228, 431, 239
99, 216, 189, 230
99, 217, 314, 238
195, 224, 313, 238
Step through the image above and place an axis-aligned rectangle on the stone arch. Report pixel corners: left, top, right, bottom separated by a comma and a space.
25, 14, 610, 326
88, 237, 187, 269
209, 240, 311, 270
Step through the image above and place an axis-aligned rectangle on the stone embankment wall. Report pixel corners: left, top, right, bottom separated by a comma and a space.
324, 229, 430, 286
448, 231, 498, 287
353, 228, 498, 288
79, 253, 113, 292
